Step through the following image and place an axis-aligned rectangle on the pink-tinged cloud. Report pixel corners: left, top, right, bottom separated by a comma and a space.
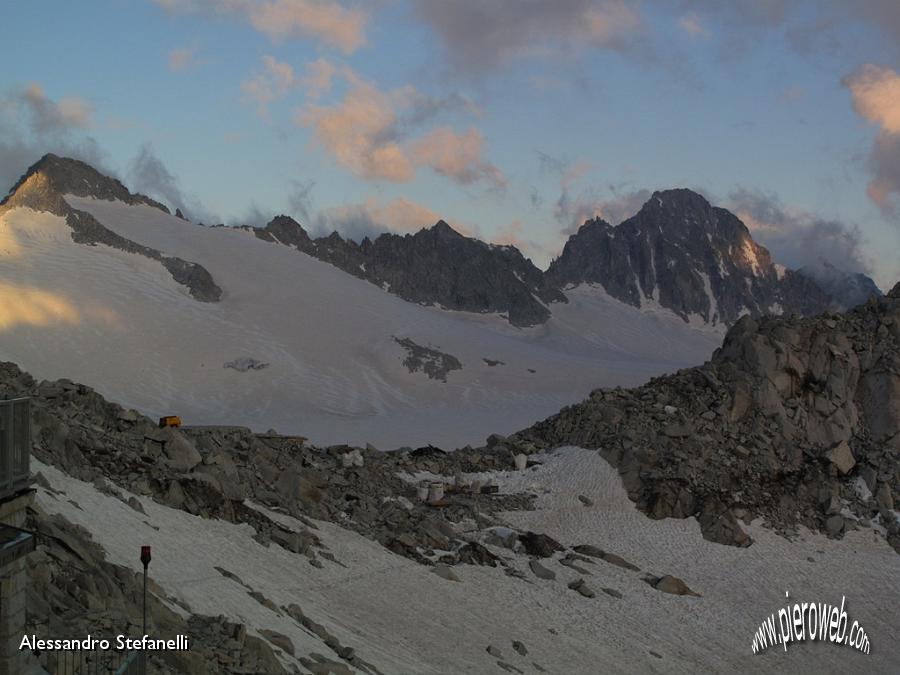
492, 220, 526, 248
677, 13, 709, 38
491, 220, 554, 265
168, 46, 198, 71
241, 55, 297, 118
845, 64, 900, 134
411, 127, 506, 188
583, 2, 643, 43
242, 56, 338, 118
315, 196, 472, 240
154, 0, 366, 54
298, 69, 504, 186
300, 74, 415, 182
844, 64, 900, 215
300, 58, 336, 99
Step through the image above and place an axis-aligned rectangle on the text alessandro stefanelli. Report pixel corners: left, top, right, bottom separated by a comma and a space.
20, 635, 190, 652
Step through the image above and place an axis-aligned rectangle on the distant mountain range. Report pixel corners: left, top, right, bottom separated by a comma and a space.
2, 154, 881, 327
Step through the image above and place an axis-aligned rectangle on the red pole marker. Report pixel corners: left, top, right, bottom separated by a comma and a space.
141, 545, 152, 567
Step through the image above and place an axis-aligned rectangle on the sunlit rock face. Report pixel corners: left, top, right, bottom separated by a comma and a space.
0, 154, 221, 303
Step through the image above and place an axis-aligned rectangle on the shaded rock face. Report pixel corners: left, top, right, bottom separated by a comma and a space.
515, 288, 900, 553
0, 154, 222, 303
394, 337, 462, 382
546, 189, 832, 325
252, 216, 565, 327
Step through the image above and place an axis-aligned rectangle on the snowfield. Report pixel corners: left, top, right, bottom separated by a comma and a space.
0, 198, 722, 448
34, 448, 900, 674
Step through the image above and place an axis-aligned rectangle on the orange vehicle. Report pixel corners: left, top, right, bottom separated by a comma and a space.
158, 415, 182, 428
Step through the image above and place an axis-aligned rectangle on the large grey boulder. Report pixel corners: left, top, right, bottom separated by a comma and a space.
160, 427, 202, 472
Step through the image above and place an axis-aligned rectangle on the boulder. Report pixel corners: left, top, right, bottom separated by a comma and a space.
567, 578, 595, 598
160, 427, 202, 472
528, 560, 556, 580
519, 532, 564, 558
826, 440, 856, 475
652, 575, 700, 597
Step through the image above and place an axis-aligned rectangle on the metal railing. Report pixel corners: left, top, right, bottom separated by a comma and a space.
0, 397, 30, 501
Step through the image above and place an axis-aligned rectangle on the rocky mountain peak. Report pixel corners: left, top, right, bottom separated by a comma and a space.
640, 188, 714, 222
256, 214, 313, 250
428, 219, 463, 238
4, 153, 169, 212
0, 154, 221, 303
547, 188, 826, 325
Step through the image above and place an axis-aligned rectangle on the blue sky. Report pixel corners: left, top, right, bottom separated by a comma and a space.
1, 1, 899, 287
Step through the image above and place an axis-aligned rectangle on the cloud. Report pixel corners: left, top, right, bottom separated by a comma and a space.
154, 0, 367, 54
845, 64, 900, 134
678, 1, 900, 58
22, 83, 92, 134
287, 178, 315, 224
0, 83, 107, 193
298, 68, 504, 187
241, 56, 340, 119
678, 13, 709, 38
241, 55, 298, 118
299, 72, 415, 181
129, 145, 187, 211
536, 152, 607, 232
411, 0, 646, 73
866, 133, 900, 215
844, 64, 900, 215
728, 188, 873, 274
592, 187, 652, 226
300, 58, 336, 99
128, 145, 217, 222
168, 46, 200, 71
490, 219, 552, 262
311, 196, 466, 241
411, 127, 505, 188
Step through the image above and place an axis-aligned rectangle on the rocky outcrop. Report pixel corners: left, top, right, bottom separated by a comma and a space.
394, 337, 462, 382
251, 215, 566, 327
515, 287, 900, 552
546, 189, 833, 325
3, 153, 169, 212
0, 154, 221, 302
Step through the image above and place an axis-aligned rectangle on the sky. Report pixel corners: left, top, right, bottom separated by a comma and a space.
1, 0, 899, 287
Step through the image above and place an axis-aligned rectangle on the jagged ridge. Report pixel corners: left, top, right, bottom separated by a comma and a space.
249, 215, 566, 327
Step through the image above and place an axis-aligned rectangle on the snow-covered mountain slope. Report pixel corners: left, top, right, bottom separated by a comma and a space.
0, 197, 722, 448
34, 449, 900, 673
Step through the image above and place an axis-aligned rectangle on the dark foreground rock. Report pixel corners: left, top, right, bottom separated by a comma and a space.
515, 285, 900, 553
